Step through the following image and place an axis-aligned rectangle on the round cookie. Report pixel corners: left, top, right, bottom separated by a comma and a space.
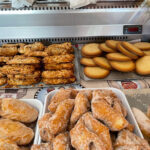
134, 42, 150, 50
110, 60, 135, 72
143, 51, 150, 56
84, 67, 110, 79
122, 41, 144, 56
99, 43, 116, 53
136, 56, 150, 75
106, 53, 131, 61
93, 57, 112, 70
117, 43, 138, 60
80, 58, 96, 67
106, 40, 120, 50
82, 43, 102, 56
81, 52, 100, 58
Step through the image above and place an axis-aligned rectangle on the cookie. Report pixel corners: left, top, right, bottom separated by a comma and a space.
136, 56, 150, 75
84, 67, 110, 79
93, 57, 112, 70
106, 53, 131, 61
82, 43, 102, 56
143, 51, 150, 56
99, 43, 116, 53
81, 52, 100, 58
80, 58, 96, 67
117, 43, 138, 60
106, 40, 120, 50
134, 42, 150, 50
110, 60, 135, 72
122, 41, 144, 56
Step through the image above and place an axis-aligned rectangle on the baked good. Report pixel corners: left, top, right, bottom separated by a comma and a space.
134, 42, 150, 50
0, 77, 7, 86
143, 50, 150, 56
132, 107, 150, 138
48, 88, 74, 113
43, 54, 74, 64
82, 43, 102, 56
99, 43, 116, 53
70, 117, 105, 150
84, 67, 110, 79
44, 63, 74, 70
2, 43, 25, 48
117, 43, 138, 59
38, 113, 54, 142
0, 57, 12, 63
93, 57, 112, 70
92, 90, 128, 131
81, 52, 99, 58
0, 119, 34, 145
110, 60, 135, 72
0, 47, 18, 56
82, 112, 113, 150
42, 78, 76, 85
7, 56, 40, 64
24, 50, 48, 57
70, 92, 90, 125
53, 132, 71, 150
31, 143, 52, 150
122, 41, 144, 56
114, 130, 150, 149
0, 72, 5, 78
80, 58, 96, 67
106, 40, 120, 50
136, 56, 150, 75
42, 70, 74, 79
106, 53, 131, 61
0, 98, 38, 123
0, 138, 20, 150
24, 42, 45, 51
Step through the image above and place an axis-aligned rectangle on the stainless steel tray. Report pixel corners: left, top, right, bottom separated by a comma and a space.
0, 44, 80, 89
78, 43, 150, 81
40, 88, 143, 144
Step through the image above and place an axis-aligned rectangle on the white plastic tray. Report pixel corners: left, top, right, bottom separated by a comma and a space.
43, 88, 143, 142
20, 99, 43, 145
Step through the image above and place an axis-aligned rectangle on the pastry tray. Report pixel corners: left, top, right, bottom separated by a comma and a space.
0, 46, 80, 89
19, 99, 43, 147
38, 88, 143, 144
78, 43, 150, 81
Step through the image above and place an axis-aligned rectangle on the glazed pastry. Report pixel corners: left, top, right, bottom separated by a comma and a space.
31, 143, 52, 150
48, 88, 74, 113
0, 119, 34, 145
114, 130, 150, 150
70, 117, 106, 150
91, 90, 128, 131
53, 132, 71, 150
82, 112, 112, 150
0, 98, 38, 123
38, 113, 54, 142
70, 92, 90, 126
0, 138, 20, 150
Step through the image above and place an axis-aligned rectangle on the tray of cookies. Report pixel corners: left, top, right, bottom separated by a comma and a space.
0, 42, 80, 89
30, 88, 150, 149
79, 41, 150, 81
0, 98, 43, 149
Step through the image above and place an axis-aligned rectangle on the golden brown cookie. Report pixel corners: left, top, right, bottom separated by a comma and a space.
106, 53, 131, 61
136, 56, 150, 75
122, 41, 144, 56
117, 43, 138, 60
134, 42, 150, 50
143, 51, 150, 56
106, 40, 120, 50
99, 43, 116, 53
84, 67, 110, 79
82, 43, 102, 56
93, 57, 112, 70
110, 61, 135, 72
81, 52, 100, 58
80, 58, 96, 67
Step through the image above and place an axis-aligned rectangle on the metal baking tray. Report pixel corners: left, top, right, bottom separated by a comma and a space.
16, 99, 43, 148
0, 45, 80, 89
39, 88, 143, 144
78, 43, 150, 81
